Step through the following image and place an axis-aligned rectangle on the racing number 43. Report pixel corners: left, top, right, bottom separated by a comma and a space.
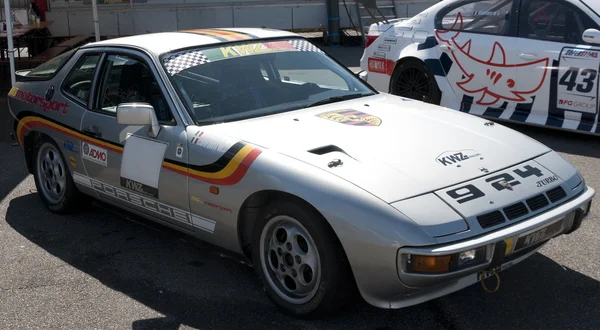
559, 67, 597, 94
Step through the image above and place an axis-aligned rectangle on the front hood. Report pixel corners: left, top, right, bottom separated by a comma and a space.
207, 94, 551, 203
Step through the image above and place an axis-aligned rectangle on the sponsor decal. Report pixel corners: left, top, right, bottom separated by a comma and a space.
378, 44, 391, 52
373, 51, 386, 59
190, 131, 204, 145
563, 49, 598, 59
75, 174, 216, 233
17, 116, 262, 186
191, 196, 232, 213
383, 37, 397, 44
10, 88, 68, 114
316, 109, 382, 126
176, 143, 184, 158
63, 140, 78, 153
368, 58, 386, 74
514, 218, 565, 251
82, 142, 108, 167
120, 177, 159, 199
435, 149, 482, 166
204, 40, 296, 60
69, 155, 76, 168
536, 175, 559, 187
558, 99, 595, 110
435, 12, 549, 106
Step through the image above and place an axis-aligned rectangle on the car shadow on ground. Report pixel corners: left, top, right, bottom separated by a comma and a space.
6, 193, 600, 329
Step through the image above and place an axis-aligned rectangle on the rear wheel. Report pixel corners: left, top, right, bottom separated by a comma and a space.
32, 137, 85, 213
390, 59, 441, 105
251, 199, 352, 318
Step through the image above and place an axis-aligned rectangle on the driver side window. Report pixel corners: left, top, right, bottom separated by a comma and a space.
97, 54, 174, 124
62, 54, 101, 105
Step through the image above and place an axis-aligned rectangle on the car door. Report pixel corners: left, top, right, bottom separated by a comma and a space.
79, 48, 194, 232
515, 0, 600, 133
435, 0, 521, 115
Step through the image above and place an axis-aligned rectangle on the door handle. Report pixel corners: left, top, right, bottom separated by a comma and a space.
439, 44, 452, 52
520, 53, 541, 60
82, 127, 101, 138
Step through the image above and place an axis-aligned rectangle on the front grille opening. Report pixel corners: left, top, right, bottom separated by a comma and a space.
504, 202, 529, 220
477, 210, 505, 229
526, 194, 550, 211
547, 186, 567, 203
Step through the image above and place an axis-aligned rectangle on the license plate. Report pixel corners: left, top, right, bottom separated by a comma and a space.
513, 219, 564, 252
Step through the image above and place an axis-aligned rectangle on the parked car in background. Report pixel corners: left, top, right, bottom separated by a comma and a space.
360, 0, 600, 136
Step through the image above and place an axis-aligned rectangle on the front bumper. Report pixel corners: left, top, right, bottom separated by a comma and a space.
397, 185, 595, 289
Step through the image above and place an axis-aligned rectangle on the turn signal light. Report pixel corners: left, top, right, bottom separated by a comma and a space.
411, 255, 452, 273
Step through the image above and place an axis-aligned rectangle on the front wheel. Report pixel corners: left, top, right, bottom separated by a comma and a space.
251, 199, 353, 318
390, 59, 442, 105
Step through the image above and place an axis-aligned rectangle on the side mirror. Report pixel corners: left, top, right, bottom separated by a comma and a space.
356, 70, 368, 82
116, 102, 161, 138
582, 28, 600, 45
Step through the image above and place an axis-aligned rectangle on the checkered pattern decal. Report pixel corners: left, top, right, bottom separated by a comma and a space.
289, 39, 324, 53
163, 50, 210, 76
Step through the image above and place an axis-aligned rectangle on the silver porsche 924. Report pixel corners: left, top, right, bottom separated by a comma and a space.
7, 28, 595, 318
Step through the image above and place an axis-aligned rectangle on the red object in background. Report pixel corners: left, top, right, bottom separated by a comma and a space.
33, 0, 48, 21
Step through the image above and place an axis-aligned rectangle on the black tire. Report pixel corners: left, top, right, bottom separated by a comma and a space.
251, 199, 353, 318
32, 136, 86, 213
390, 59, 442, 105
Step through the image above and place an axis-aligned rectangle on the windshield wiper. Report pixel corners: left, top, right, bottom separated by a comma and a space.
305, 93, 369, 108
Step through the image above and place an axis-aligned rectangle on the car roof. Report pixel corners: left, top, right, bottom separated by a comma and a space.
81, 28, 301, 57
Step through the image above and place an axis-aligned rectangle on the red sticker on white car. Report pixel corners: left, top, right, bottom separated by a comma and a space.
82, 142, 108, 167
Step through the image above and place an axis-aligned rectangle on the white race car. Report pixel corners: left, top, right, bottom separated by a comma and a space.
359, 0, 600, 135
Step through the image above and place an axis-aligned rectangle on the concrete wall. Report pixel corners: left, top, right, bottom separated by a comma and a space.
44, 0, 439, 37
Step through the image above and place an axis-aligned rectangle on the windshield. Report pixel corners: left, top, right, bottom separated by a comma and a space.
162, 38, 376, 125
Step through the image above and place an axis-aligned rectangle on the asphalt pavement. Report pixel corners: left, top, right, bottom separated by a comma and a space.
0, 44, 599, 330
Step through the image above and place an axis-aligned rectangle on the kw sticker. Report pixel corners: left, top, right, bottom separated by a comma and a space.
209, 40, 296, 59
191, 196, 233, 213
436, 149, 482, 166
82, 142, 108, 167
10, 88, 69, 114
316, 109, 382, 126
63, 140, 78, 153
120, 177, 159, 199
435, 12, 549, 106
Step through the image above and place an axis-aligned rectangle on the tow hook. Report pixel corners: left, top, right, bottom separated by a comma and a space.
479, 269, 501, 293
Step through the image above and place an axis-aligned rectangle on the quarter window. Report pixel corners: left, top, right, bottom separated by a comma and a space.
518, 1, 600, 44
439, 0, 514, 36
97, 54, 174, 123
62, 54, 101, 105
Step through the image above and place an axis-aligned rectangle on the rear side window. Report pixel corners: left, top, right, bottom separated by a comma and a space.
437, 0, 515, 36
26, 50, 75, 78
62, 54, 102, 105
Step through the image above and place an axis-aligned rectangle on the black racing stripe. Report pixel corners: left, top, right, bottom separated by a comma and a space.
440, 53, 453, 75
417, 36, 438, 51
180, 31, 230, 42
424, 59, 445, 77
459, 95, 474, 113
577, 112, 597, 132
510, 96, 535, 122
184, 142, 246, 173
482, 101, 508, 118
17, 111, 124, 149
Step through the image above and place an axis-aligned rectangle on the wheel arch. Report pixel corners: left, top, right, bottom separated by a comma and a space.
22, 129, 46, 174
388, 56, 443, 104
237, 190, 353, 270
